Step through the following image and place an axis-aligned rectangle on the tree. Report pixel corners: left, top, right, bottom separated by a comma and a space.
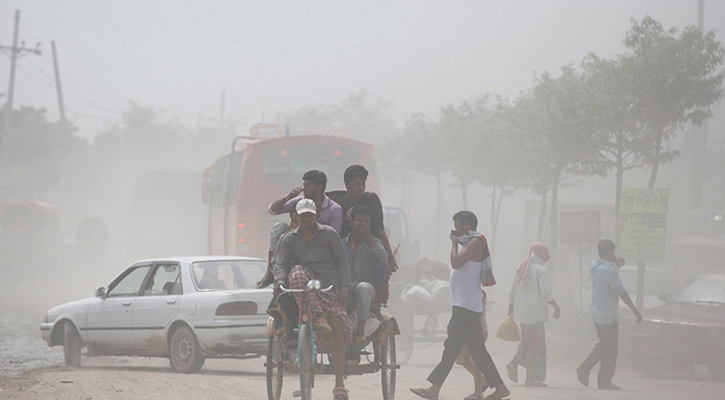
515, 66, 603, 252
437, 97, 524, 252
623, 16, 724, 189
584, 17, 724, 227
582, 54, 648, 226
0, 106, 86, 201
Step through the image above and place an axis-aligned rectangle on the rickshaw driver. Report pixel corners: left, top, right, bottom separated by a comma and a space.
273, 198, 354, 400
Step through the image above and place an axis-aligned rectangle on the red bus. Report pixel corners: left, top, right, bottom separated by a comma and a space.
202, 123, 379, 258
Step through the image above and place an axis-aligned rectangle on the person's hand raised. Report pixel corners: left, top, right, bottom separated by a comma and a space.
286, 186, 303, 200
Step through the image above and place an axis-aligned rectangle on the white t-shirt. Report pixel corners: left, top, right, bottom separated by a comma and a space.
450, 258, 485, 313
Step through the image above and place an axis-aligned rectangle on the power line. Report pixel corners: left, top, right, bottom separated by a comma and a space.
14, 61, 122, 115
32, 52, 124, 110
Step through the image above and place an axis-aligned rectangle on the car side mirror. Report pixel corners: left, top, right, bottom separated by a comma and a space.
96, 287, 106, 298
658, 292, 670, 302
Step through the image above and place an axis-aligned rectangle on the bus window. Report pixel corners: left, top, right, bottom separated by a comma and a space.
211, 151, 245, 208
261, 146, 361, 190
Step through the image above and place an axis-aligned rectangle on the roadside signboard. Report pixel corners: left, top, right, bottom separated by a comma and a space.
560, 211, 601, 244
617, 188, 669, 262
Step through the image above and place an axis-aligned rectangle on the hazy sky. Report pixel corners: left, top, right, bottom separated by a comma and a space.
1, 1, 724, 138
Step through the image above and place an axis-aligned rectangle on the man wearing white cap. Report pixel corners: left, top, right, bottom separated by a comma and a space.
273, 198, 353, 400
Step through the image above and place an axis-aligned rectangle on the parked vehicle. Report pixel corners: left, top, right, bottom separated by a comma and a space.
40, 256, 272, 373
628, 270, 725, 380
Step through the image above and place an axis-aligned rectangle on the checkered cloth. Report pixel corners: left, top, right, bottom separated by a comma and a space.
289, 265, 352, 349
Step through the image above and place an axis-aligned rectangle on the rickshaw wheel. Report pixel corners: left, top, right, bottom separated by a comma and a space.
381, 329, 396, 400
396, 312, 414, 365
421, 315, 438, 340
265, 335, 284, 400
298, 324, 314, 400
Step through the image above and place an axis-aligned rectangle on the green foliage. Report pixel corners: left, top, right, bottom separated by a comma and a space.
1, 106, 87, 200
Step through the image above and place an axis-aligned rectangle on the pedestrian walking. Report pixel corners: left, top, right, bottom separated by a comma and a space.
506, 242, 560, 387
576, 239, 642, 391
410, 211, 509, 400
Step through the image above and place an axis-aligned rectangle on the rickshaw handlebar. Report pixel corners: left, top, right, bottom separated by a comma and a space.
279, 283, 334, 294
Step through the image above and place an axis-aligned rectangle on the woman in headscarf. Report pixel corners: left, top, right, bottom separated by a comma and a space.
506, 242, 561, 387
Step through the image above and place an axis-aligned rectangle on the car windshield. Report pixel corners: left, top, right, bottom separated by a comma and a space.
619, 269, 675, 295
192, 260, 266, 290
669, 274, 725, 304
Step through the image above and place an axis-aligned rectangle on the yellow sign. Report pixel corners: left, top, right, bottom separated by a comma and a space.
617, 188, 669, 262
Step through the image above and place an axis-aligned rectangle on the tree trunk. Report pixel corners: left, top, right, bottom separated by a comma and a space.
435, 172, 442, 256
615, 155, 624, 238
537, 189, 548, 242
647, 134, 662, 189
491, 186, 506, 258
490, 186, 497, 237
489, 186, 497, 254
549, 180, 559, 268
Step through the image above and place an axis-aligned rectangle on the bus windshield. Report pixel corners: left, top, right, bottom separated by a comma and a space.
261, 146, 361, 190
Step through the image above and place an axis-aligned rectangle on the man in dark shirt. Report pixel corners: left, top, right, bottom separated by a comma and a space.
329, 164, 398, 273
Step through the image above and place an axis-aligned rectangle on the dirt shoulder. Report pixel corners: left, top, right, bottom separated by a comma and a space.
0, 357, 267, 400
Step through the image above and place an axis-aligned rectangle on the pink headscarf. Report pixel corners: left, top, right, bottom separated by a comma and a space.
515, 242, 550, 283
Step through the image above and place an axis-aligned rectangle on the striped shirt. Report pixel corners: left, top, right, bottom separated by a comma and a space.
342, 235, 389, 285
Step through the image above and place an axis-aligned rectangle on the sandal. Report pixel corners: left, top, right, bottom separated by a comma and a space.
525, 379, 547, 387
353, 335, 367, 347
410, 388, 438, 400
333, 385, 349, 400
464, 394, 484, 400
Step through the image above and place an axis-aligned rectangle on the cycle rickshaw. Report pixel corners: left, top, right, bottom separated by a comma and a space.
265, 279, 400, 400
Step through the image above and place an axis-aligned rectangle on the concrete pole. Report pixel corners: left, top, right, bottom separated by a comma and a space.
51, 41, 66, 122
1, 10, 21, 174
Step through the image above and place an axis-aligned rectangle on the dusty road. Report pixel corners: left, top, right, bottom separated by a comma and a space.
1, 311, 723, 400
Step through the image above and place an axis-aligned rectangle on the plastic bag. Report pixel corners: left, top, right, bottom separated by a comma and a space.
401, 285, 432, 303
495, 315, 521, 342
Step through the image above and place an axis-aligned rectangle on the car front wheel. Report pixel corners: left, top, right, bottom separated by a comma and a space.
63, 322, 83, 368
169, 326, 205, 373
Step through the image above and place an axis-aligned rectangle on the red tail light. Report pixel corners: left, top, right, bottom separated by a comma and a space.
216, 301, 258, 316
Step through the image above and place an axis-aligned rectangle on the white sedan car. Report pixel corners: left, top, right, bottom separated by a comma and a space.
40, 256, 273, 373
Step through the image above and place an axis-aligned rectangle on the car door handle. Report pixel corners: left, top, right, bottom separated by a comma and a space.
122, 301, 132, 306
166, 299, 177, 305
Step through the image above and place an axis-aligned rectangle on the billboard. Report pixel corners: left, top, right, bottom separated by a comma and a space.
617, 188, 669, 262
560, 211, 601, 244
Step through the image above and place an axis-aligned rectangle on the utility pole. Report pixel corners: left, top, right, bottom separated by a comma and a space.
0, 9, 42, 174
51, 41, 66, 122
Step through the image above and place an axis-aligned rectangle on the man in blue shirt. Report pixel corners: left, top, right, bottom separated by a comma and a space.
577, 239, 642, 391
